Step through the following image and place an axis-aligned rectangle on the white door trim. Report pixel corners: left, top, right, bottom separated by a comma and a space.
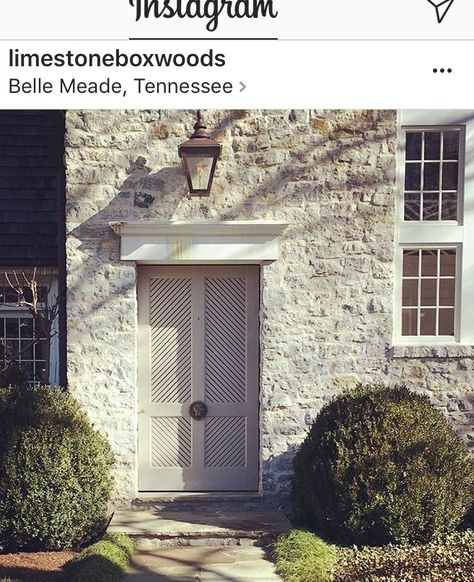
110, 220, 288, 264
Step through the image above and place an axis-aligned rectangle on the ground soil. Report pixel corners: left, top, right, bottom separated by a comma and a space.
0, 550, 76, 581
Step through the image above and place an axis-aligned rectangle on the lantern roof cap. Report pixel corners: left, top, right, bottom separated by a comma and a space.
191, 110, 209, 139
179, 110, 221, 155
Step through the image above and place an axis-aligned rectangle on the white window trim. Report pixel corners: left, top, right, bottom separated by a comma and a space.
400, 125, 465, 225
395, 110, 474, 346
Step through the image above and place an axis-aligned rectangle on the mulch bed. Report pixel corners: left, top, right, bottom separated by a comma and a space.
0, 550, 77, 581
334, 531, 474, 582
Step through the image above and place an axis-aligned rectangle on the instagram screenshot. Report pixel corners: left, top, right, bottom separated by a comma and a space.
0, 2, 473, 580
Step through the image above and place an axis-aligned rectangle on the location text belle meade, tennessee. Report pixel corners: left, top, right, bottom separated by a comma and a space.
7, 48, 234, 95
9, 77, 234, 95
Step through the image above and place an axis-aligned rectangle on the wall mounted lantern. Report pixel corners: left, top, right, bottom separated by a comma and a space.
179, 110, 221, 196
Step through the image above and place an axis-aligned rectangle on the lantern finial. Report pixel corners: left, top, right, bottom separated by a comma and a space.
191, 110, 210, 139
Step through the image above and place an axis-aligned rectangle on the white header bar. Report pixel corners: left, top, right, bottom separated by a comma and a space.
0, 1, 472, 108
0, 0, 471, 40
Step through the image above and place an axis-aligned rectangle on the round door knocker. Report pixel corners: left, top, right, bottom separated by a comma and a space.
189, 400, 208, 421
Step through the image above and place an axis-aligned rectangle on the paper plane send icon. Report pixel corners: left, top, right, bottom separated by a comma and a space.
427, 0, 455, 23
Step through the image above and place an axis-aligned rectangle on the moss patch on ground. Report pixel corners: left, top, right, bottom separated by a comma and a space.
66, 533, 134, 582
274, 530, 337, 582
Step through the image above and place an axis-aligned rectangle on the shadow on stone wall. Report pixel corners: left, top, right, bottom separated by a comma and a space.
64, 109, 474, 505
67, 108, 398, 311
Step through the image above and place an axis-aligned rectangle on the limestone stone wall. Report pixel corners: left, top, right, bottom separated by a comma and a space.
65, 110, 473, 507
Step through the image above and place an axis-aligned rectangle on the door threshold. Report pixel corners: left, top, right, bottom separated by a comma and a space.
134, 492, 263, 503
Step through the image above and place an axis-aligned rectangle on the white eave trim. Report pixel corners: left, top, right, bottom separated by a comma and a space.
109, 220, 288, 264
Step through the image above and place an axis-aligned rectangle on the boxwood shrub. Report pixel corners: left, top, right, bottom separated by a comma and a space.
0, 385, 114, 551
292, 384, 474, 546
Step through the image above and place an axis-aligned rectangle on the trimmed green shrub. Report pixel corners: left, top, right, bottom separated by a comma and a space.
292, 384, 474, 546
67, 533, 135, 582
274, 530, 336, 582
0, 385, 115, 551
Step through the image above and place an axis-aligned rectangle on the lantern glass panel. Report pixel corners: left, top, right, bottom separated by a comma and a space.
187, 155, 214, 191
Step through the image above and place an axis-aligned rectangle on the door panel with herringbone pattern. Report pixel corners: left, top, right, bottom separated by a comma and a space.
138, 266, 259, 491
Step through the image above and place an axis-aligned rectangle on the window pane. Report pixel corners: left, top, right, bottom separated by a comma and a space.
421, 250, 438, 276
441, 192, 458, 220
5, 319, 19, 338
406, 132, 422, 160
423, 193, 439, 220
403, 129, 461, 224
402, 279, 418, 306
402, 309, 418, 335
405, 163, 421, 190
5, 339, 20, 358
404, 193, 421, 220
443, 132, 460, 160
439, 279, 455, 306
421, 279, 437, 306
425, 132, 441, 160
439, 309, 455, 335
442, 162, 458, 190
400, 248, 457, 338
403, 250, 419, 276
440, 250, 456, 276
424, 162, 440, 190
420, 309, 436, 335
19, 318, 34, 338
35, 340, 46, 361
20, 340, 33, 360
0, 318, 4, 336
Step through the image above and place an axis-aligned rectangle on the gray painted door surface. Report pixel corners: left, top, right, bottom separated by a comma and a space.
137, 266, 260, 491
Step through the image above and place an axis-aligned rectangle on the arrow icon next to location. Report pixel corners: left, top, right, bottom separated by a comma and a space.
240, 82, 247, 93
427, 0, 455, 23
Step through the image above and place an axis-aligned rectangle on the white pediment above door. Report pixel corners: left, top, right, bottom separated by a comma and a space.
109, 220, 288, 264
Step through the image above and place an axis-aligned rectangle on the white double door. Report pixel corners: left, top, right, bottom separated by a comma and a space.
137, 265, 260, 491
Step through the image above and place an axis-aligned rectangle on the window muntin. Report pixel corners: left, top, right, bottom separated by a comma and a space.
0, 281, 52, 385
401, 248, 457, 337
0, 314, 48, 384
404, 129, 461, 222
